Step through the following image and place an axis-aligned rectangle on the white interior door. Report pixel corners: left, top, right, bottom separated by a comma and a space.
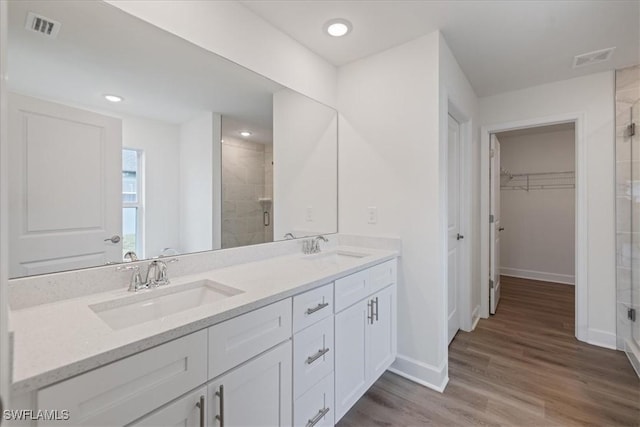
9, 93, 122, 277
490, 134, 502, 314
447, 115, 461, 343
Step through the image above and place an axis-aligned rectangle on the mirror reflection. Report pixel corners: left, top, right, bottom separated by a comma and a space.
7, 0, 337, 279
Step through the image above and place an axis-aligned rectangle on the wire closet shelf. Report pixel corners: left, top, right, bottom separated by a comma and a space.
500, 168, 575, 192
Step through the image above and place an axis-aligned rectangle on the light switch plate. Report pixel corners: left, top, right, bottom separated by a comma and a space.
367, 206, 377, 224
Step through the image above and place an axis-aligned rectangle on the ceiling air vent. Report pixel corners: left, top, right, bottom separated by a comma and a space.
572, 47, 615, 69
25, 12, 61, 38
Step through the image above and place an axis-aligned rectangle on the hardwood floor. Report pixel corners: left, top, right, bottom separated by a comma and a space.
337, 277, 640, 426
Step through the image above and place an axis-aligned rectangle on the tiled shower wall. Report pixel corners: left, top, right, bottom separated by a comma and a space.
615, 65, 640, 350
221, 138, 274, 248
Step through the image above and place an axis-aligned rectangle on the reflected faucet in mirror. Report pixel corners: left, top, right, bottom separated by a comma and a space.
123, 251, 139, 262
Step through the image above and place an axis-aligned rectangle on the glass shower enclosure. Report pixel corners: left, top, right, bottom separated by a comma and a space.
617, 97, 640, 375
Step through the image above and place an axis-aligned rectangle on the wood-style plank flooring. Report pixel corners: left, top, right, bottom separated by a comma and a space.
337, 277, 640, 426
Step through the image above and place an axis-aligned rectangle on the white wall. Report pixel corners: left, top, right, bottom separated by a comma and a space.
273, 89, 337, 239
338, 32, 447, 389
498, 128, 575, 284
123, 116, 181, 258
438, 33, 481, 329
105, 0, 337, 107
179, 112, 222, 253
480, 71, 616, 348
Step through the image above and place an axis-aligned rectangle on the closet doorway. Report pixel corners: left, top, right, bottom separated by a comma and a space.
490, 123, 576, 313
481, 116, 586, 341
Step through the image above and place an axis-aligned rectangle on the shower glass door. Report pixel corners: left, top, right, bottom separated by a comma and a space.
631, 100, 640, 351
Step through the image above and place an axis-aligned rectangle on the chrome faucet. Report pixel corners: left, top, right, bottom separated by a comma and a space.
303, 235, 328, 254
117, 258, 179, 292
146, 258, 178, 287
284, 232, 296, 240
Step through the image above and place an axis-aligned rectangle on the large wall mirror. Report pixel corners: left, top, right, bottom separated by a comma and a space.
7, 0, 338, 279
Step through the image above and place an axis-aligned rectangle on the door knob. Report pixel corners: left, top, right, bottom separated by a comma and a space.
104, 235, 121, 244
456, 233, 464, 240
498, 227, 505, 232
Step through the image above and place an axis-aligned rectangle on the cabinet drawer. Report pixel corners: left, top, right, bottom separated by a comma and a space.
294, 373, 334, 427
208, 298, 292, 379
37, 330, 207, 427
293, 316, 334, 398
369, 259, 397, 294
293, 283, 333, 333
334, 269, 369, 312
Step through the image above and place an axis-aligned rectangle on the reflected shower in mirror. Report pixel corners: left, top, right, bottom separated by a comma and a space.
7, 0, 337, 278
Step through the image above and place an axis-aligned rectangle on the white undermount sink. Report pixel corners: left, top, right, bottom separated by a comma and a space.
90, 279, 243, 330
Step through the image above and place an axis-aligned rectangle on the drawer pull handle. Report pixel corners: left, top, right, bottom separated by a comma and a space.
196, 395, 205, 427
215, 385, 224, 427
374, 296, 379, 322
306, 347, 330, 364
306, 407, 330, 427
306, 302, 329, 315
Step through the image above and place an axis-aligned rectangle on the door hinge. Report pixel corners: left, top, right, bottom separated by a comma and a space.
489, 279, 494, 289
629, 308, 637, 322
629, 123, 636, 137
489, 214, 494, 224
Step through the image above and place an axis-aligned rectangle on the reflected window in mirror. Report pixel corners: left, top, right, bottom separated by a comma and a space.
122, 148, 143, 259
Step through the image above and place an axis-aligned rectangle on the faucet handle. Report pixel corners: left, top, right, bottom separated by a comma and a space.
116, 265, 145, 292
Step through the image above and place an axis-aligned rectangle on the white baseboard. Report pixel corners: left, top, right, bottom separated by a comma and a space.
587, 328, 618, 350
471, 305, 480, 330
388, 355, 448, 393
501, 267, 575, 285
624, 339, 640, 378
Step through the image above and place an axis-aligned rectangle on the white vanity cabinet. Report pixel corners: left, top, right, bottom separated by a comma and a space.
13, 256, 398, 427
334, 260, 397, 423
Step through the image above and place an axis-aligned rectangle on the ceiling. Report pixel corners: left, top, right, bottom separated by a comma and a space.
242, 0, 640, 97
8, 0, 281, 143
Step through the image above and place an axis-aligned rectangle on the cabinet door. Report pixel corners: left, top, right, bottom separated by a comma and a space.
367, 285, 397, 383
209, 341, 292, 427
334, 299, 369, 423
130, 387, 206, 427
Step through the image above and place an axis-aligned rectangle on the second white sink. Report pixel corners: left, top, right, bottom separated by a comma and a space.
90, 279, 243, 330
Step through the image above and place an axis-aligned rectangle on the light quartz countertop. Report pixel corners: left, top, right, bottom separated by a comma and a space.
9, 246, 398, 394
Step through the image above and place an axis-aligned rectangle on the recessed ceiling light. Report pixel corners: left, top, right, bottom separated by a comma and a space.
325, 19, 352, 37
104, 94, 123, 103
240, 131, 252, 137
